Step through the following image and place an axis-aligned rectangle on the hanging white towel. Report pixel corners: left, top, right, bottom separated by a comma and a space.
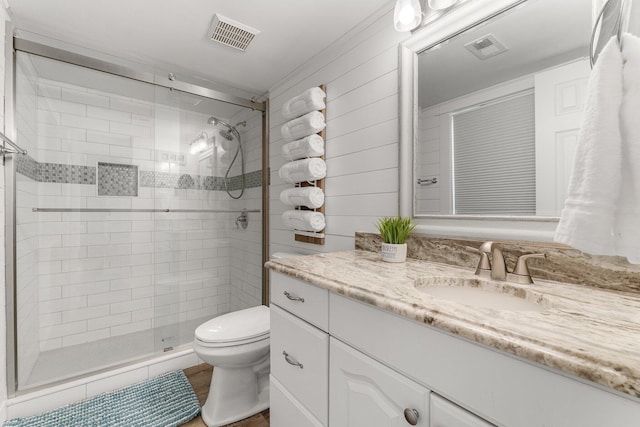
281, 135, 325, 161
555, 37, 624, 255
280, 187, 325, 209
281, 111, 325, 141
278, 158, 326, 183
282, 87, 326, 120
614, 34, 640, 263
281, 210, 325, 232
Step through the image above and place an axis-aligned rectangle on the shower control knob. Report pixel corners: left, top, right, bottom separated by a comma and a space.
403, 408, 420, 425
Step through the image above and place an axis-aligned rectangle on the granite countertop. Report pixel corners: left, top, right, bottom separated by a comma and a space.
266, 250, 640, 399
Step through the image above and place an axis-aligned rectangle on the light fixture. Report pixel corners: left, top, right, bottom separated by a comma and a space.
190, 131, 211, 155
428, 0, 458, 11
394, 0, 422, 32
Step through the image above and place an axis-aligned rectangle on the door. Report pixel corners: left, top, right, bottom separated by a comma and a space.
534, 58, 590, 216
330, 337, 430, 427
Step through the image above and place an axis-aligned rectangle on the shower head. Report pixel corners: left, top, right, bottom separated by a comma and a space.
219, 129, 234, 141
207, 117, 247, 130
207, 117, 246, 142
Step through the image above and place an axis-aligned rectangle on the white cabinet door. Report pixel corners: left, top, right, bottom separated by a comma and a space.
431, 394, 495, 427
270, 375, 324, 427
330, 337, 430, 427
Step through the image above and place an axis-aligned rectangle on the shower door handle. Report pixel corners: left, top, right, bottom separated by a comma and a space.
283, 291, 304, 303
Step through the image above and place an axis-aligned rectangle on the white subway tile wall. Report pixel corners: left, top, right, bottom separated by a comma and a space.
228, 109, 263, 310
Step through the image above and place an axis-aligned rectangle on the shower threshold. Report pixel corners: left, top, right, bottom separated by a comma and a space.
21, 316, 210, 391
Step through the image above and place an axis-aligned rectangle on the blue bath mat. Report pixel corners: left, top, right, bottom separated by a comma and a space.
4, 370, 200, 427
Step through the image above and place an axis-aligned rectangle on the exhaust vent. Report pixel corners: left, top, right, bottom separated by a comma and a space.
464, 34, 507, 60
208, 14, 259, 52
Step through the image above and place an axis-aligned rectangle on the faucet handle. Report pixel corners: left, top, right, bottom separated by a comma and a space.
466, 246, 491, 277
478, 241, 495, 253
512, 253, 547, 284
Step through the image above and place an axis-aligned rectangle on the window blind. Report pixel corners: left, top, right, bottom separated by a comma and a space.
452, 92, 535, 215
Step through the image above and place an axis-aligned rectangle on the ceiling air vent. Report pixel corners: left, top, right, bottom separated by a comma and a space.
464, 34, 508, 60
208, 14, 260, 52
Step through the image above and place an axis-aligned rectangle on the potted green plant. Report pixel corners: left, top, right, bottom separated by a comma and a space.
376, 216, 416, 263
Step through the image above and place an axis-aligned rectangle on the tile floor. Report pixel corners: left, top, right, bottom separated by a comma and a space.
182, 364, 270, 427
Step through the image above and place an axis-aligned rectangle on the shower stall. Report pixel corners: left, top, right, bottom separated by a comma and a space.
4, 35, 268, 393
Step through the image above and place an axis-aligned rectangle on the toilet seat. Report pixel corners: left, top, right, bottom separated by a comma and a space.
195, 305, 269, 346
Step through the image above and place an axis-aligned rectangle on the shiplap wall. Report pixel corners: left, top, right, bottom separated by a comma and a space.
269, 6, 409, 255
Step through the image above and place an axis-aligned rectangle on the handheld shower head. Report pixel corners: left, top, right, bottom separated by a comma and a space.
206, 116, 246, 199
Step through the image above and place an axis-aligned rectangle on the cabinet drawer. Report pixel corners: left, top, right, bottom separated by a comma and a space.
270, 271, 328, 331
270, 304, 328, 424
431, 394, 494, 427
270, 375, 324, 427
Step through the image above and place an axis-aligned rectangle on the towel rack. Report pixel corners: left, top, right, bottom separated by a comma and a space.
590, 0, 633, 68
292, 84, 327, 246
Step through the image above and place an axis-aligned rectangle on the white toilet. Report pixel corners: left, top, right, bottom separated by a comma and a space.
193, 252, 300, 427
193, 305, 270, 426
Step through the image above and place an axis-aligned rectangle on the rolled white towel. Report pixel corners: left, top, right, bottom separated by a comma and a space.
278, 158, 326, 183
280, 187, 325, 209
282, 134, 325, 161
281, 111, 325, 141
281, 210, 325, 232
282, 87, 326, 120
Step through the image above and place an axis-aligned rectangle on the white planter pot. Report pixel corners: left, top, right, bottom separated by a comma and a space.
381, 243, 407, 263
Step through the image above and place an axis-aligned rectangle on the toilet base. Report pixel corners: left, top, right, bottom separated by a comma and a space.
201, 357, 270, 427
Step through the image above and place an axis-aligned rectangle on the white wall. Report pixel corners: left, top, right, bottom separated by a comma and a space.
269, 6, 408, 255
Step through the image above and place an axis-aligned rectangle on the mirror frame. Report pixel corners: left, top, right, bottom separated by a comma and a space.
399, 0, 564, 242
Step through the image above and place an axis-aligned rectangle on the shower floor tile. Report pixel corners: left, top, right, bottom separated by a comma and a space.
24, 317, 210, 389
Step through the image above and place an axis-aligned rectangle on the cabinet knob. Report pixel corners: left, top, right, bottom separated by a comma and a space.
283, 291, 305, 303
403, 408, 420, 425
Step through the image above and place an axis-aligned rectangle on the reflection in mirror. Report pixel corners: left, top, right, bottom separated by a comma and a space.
414, 0, 591, 217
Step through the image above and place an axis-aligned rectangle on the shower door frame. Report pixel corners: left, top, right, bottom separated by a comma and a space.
3, 29, 270, 396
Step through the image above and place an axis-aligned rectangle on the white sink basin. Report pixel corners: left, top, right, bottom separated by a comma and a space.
414, 277, 546, 312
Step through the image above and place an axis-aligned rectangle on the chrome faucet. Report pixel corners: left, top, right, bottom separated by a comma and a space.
472, 241, 546, 284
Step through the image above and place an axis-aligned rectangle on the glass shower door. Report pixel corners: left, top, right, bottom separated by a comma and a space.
11, 44, 265, 392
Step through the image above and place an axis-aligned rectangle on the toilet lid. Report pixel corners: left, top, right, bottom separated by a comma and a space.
195, 305, 269, 344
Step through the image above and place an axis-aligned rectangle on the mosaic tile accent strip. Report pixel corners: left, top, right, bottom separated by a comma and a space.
15, 155, 261, 192
139, 170, 261, 191
98, 162, 138, 196
16, 154, 38, 181
243, 170, 263, 189
39, 163, 96, 185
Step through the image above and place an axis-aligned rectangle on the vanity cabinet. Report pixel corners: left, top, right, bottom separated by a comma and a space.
270, 271, 640, 427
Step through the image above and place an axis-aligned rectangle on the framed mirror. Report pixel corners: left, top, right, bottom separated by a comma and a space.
399, 0, 593, 239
